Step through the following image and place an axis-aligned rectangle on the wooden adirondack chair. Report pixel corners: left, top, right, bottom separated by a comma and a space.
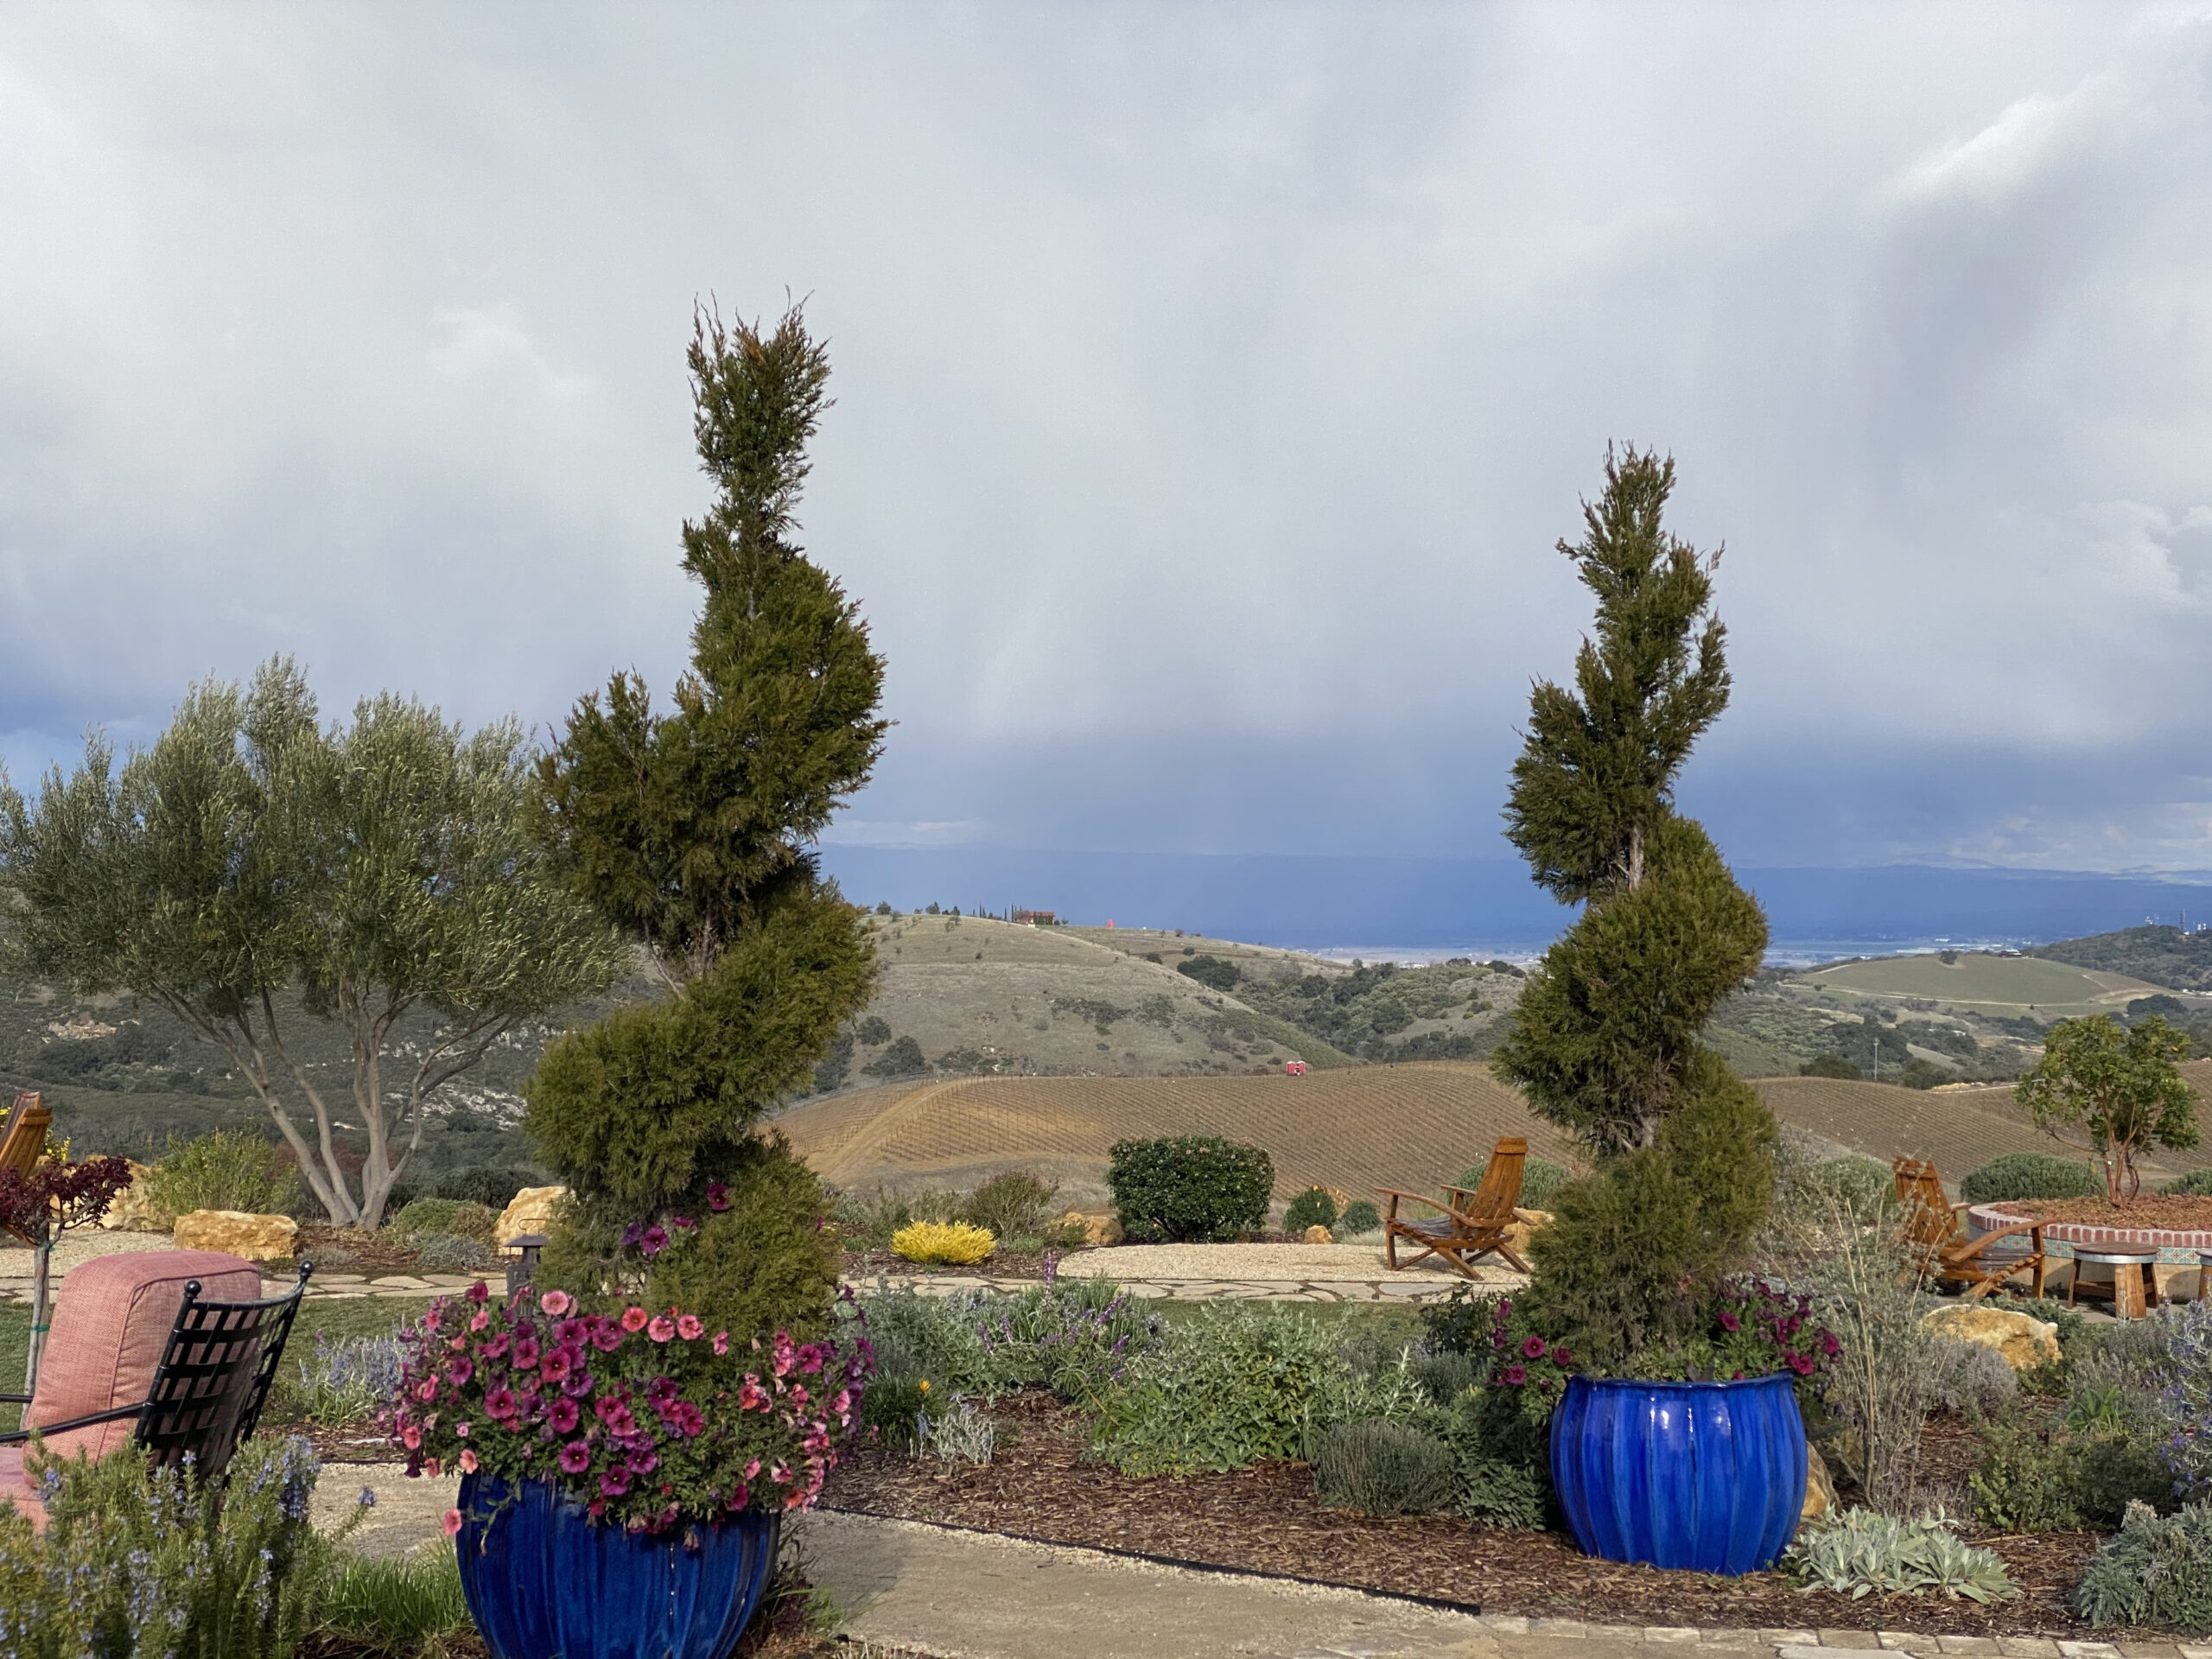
0, 1092, 52, 1245
1378, 1135, 1529, 1277
1893, 1156, 2047, 1300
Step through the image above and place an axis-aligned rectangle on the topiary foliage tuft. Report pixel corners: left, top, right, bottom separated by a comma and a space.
524, 303, 884, 1340
1107, 1136, 1273, 1243
1493, 448, 1777, 1371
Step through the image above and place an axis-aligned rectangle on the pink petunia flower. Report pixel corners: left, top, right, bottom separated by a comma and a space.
592, 1325, 623, 1353
512, 1337, 541, 1370
1501, 1363, 1528, 1385
621, 1306, 650, 1332
486, 1388, 517, 1421
601, 1467, 631, 1497
548, 1397, 581, 1434
712, 1331, 730, 1356
443, 1509, 464, 1536
540, 1351, 572, 1385
558, 1441, 593, 1474
467, 1281, 489, 1305
425, 1457, 443, 1478
707, 1181, 730, 1212
416, 1379, 439, 1402
447, 1357, 474, 1387
539, 1290, 573, 1317
648, 1316, 677, 1343
460, 1449, 479, 1474
401, 1425, 423, 1450
677, 1315, 703, 1340
468, 1309, 490, 1332
1718, 1310, 1741, 1332
456, 1421, 471, 1439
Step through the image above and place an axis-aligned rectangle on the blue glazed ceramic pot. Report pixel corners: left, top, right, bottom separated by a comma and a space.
1549, 1371, 1806, 1575
454, 1473, 781, 1659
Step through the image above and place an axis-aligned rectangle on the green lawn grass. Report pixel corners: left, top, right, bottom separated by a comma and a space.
0, 1294, 433, 1433
1789, 952, 2159, 1013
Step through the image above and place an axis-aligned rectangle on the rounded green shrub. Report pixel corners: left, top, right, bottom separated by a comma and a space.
2164, 1168, 2212, 1197
956, 1171, 1059, 1239
1107, 1135, 1273, 1243
1800, 1052, 1863, 1080
147, 1129, 302, 1218
1313, 1420, 1457, 1515
2074, 1502, 2212, 1632
1281, 1186, 1338, 1233
1961, 1153, 2101, 1205
409, 1230, 498, 1272
434, 1166, 533, 1209
1338, 1198, 1382, 1236
391, 1198, 498, 1243
1456, 1155, 1571, 1211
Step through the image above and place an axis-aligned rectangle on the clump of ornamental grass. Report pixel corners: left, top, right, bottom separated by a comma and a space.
891, 1221, 995, 1266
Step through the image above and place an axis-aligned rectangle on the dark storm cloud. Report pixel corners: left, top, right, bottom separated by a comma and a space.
0, 4, 2205, 869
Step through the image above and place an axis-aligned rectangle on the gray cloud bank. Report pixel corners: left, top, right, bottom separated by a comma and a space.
1, 5, 2208, 876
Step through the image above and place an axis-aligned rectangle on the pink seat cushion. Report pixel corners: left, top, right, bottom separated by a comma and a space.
27, 1250, 263, 1465
0, 1445, 40, 1531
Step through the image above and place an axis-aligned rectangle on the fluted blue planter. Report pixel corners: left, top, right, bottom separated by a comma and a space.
454, 1472, 781, 1659
1549, 1371, 1806, 1575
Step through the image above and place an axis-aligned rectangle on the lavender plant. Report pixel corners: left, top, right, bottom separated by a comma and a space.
2162, 1296, 2212, 1499
0, 1434, 353, 1658
294, 1330, 407, 1426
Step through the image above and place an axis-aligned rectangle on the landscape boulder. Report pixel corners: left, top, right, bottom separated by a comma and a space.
1503, 1206, 1554, 1262
495, 1185, 569, 1250
1302, 1224, 1334, 1244
173, 1210, 298, 1262
1058, 1210, 1123, 1248
1919, 1303, 2060, 1371
1802, 1444, 1838, 1527
97, 1161, 166, 1232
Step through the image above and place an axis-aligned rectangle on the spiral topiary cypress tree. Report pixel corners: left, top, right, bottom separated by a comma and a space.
525, 303, 885, 1333
1492, 447, 1775, 1366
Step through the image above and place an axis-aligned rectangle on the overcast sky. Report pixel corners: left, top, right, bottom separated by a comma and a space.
3, 4, 2209, 873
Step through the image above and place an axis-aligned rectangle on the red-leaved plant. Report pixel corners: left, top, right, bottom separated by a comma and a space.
389, 1282, 871, 1536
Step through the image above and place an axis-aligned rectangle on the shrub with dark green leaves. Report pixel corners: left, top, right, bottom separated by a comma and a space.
1338, 1198, 1382, 1236
2164, 1167, 2212, 1197
1282, 1187, 1338, 1233
1108, 1135, 1272, 1243
1800, 1052, 1862, 1080
957, 1172, 1059, 1239
2073, 1501, 2212, 1633
1961, 1153, 2101, 1205
1969, 1402, 2174, 1532
1313, 1421, 1456, 1515
1175, 954, 1240, 992
861, 1034, 926, 1077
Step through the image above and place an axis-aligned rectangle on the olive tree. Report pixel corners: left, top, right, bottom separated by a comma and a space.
0, 659, 626, 1227
2016, 1014, 2196, 1205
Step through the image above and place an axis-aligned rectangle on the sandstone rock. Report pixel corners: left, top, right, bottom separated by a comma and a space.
173, 1210, 298, 1262
98, 1160, 167, 1232
495, 1185, 569, 1250
1502, 1207, 1554, 1262
1058, 1211, 1123, 1248
1920, 1303, 2060, 1371
1303, 1224, 1334, 1244
1802, 1442, 1838, 1527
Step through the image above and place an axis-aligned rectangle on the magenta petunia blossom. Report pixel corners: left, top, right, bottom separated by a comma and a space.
1501, 1363, 1528, 1385
1718, 1310, 1741, 1332
707, 1181, 730, 1212
601, 1467, 631, 1497
486, 1388, 517, 1421
512, 1337, 541, 1370
558, 1441, 592, 1474
540, 1351, 572, 1385
547, 1397, 581, 1434
562, 1368, 594, 1398
447, 1357, 474, 1387
1787, 1351, 1815, 1376
592, 1325, 623, 1352
1520, 1335, 1546, 1360
639, 1225, 669, 1257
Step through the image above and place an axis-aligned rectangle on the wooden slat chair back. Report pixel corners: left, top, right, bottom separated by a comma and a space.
0, 1263, 313, 1488
1891, 1157, 2045, 1301
0, 1092, 53, 1246
1378, 1135, 1530, 1278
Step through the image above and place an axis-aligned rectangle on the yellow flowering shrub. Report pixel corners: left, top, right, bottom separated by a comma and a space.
891, 1220, 995, 1265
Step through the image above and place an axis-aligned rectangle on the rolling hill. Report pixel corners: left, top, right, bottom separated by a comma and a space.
1788, 952, 2164, 1015
775, 1058, 2212, 1209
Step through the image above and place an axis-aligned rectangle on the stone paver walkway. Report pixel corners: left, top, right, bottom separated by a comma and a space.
0, 1231, 491, 1304
854, 1272, 1514, 1303
855, 1242, 1525, 1305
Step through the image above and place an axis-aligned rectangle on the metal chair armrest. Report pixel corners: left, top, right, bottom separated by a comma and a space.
0, 1392, 29, 1406
0, 1402, 147, 1446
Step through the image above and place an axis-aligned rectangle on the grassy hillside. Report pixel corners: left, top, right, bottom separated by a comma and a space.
2031, 925, 2212, 993
1790, 952, 2160, 1014
779, 1061, 1581, 1207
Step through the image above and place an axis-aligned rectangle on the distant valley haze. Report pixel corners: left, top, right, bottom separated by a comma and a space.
2, 6, 2209, 942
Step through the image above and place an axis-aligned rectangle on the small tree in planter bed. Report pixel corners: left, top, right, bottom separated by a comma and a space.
1489, 448, 1800, 1573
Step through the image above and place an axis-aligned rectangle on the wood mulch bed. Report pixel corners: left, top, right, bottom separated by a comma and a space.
1999, 1194, 2212, 1229
844, 1231, 1331, 1281
295, 1225, 447, 1275
823, 1392, 2127, 1637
